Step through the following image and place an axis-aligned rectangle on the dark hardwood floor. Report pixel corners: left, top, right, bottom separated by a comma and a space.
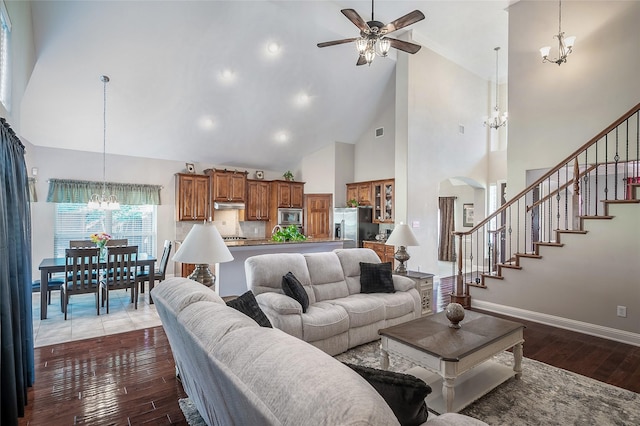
19, 296, 640, 425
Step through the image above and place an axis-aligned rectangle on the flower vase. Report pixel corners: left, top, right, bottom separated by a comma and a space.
98, 244, 107, 262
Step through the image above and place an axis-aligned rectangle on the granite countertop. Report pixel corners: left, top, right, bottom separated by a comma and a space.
224, 237, 350, 247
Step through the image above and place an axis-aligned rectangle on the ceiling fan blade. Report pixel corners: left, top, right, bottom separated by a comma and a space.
356, 55, 367, 66
388, 38, 422, 54
383, 10, 425, 34
341, 9, 370, 33
317, 38, 358, 48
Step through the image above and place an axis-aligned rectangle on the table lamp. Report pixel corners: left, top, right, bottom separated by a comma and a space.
172, 222, 233, 289
385, 223, 420, 274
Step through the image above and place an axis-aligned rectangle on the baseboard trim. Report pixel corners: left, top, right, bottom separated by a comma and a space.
472, 300, 640, 347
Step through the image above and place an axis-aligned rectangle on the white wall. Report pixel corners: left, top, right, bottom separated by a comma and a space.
2, 0, 36, 130
402, 47, 491, 275
300, 143, 336, 195
354, 69, 396, 183
507, 0, 640, 197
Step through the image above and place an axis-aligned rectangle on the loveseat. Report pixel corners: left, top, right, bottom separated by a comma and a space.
245, 248, 421, 355
151, 277, 488, 426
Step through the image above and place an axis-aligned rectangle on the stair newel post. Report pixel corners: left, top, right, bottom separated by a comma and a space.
572, 158, 581, 229
450, 231, 470, 308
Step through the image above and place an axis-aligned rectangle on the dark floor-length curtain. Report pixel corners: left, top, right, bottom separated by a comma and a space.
0, 118, 34, 425
438, 197, 456, 261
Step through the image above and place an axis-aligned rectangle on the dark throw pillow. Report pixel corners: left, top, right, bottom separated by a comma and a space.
360, 262, 395, 293
226, 290, 272, 328
344, 363, 431, 426
281, 271, 309, 313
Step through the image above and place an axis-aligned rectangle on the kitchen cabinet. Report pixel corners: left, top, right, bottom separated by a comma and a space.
346, 182, 372, 206
175, 173, 210, 221
272, 180, 305, 208
372, 179, 394, 223
208, 169, 247, 202
363, 241, 395, 266
304, 194, 332, 238
246, 179, 270, 221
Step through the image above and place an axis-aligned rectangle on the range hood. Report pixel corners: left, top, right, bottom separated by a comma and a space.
214, 201, 246, 210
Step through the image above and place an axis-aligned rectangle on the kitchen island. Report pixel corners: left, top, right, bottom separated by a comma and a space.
217, 238, 351, 297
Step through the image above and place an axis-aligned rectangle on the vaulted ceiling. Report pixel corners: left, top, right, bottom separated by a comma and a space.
21, 1, 510, 170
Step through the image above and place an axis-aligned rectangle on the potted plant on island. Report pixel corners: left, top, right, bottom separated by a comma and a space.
271, 225, 306, 242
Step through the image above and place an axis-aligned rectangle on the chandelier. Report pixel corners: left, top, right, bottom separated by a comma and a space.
484, 47, 507, 130
539, 0, 576, 66
88, 75, 120, 210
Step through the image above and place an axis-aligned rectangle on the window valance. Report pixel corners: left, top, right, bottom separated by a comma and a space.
47, 179, 162, 205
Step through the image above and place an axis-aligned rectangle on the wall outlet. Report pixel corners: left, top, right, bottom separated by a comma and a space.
617, 305, 627, 318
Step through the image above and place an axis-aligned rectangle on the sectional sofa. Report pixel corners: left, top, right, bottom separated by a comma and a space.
151, 277, 488, 425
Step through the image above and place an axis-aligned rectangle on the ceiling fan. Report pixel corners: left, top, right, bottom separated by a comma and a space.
317, 0, 425, 66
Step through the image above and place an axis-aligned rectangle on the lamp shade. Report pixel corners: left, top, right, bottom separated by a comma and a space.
385, 223, 419, 247
172, 222, 234, 265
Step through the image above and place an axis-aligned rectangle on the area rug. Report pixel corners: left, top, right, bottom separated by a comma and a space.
180, 341, 640, 426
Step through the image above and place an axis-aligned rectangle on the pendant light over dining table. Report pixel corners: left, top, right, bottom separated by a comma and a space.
88, 75, 120, 210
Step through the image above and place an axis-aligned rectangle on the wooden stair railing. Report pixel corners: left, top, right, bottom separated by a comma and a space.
451, 102, 640, 308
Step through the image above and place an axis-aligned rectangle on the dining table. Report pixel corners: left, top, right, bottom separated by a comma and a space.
37, 253, 156, 320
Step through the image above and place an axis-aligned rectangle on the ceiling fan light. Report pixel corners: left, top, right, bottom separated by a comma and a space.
378, 38, 391, 56
364, 47, 375, 64
355, 37, 368, 55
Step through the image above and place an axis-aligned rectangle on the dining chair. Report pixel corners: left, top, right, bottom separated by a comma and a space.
62, 247, 101, 320
69, 240, 94, 248
101, 245, 138, 313
106, 239, 128, 247
136, 240, 171, 294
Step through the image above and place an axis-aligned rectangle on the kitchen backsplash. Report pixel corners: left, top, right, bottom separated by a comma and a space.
175, 209, 266, 241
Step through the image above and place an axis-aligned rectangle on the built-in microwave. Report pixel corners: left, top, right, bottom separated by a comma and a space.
278, 208, 303, 227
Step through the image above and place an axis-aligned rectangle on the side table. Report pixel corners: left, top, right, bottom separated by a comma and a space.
394, 270, 434, 316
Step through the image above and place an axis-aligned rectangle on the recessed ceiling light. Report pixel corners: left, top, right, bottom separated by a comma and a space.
218, 69, 236, 83
275, 131, 289, 143
295, 92, 311, 107
267, 42, 280, 54
199, 116, 215, 130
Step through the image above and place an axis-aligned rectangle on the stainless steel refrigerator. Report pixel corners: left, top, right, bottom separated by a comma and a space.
334, 207, 379, 248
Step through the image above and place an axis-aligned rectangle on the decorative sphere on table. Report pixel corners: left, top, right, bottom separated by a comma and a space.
445, 303, 465, 329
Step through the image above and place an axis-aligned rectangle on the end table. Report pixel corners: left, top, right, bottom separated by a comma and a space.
394, 271, 434, 316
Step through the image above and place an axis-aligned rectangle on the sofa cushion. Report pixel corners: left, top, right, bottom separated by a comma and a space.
245, 253, 317, 305
335, 248, 382, 294
330, 294, 385, 328
227, 291, 272, 328
302, 302, 350, 342
282, 272, 310, 313
344, 363, 431, 426
304, 252, 349, 302
360, 262, 395, 294
370, 291, 417, 319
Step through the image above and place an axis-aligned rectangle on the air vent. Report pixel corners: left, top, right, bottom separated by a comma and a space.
375, 127, 384, 137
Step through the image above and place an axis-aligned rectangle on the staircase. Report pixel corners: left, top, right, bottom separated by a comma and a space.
450, 102, 640, 344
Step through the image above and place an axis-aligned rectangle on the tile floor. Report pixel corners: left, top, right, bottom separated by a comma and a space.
31, 284, 162, 348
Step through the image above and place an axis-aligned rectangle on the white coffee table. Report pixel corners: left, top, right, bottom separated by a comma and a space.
379, 310, 524, 414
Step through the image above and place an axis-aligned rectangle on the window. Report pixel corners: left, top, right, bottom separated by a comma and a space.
0, 0, 11, 110
54, 204, 157, 258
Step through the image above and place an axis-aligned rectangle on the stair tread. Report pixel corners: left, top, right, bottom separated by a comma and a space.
498, 263, 522, 269
556, 229, 587, 234
534, 242, 564, 247
580, 215, 614, 219
481, 274, 504, 280
602, 199, 640, 204
516, 253, 542, 258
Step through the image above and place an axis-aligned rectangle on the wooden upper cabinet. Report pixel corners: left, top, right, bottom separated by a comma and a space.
246, 179, 270, 221
176, 173, 210, 221
209, 169, 247, 202
346, 181, 373, 206
273, 181, 305, 208
372, 179, 394, 223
